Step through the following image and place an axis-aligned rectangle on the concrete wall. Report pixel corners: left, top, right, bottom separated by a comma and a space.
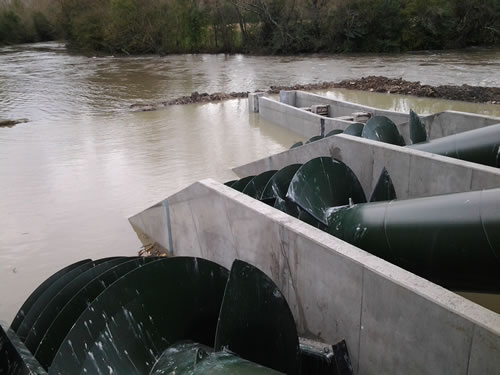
259, 96, 353, 139
233, 133, 500, 200
130, 179, 500, 375
423, 110, 500, 139
271, 91, 412, 141
128, 201, 172, 253
258, 91, 500, 144
294, 91, 409, 122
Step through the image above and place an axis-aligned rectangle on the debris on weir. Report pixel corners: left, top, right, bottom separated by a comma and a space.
130, 76, 500, 112
138, 242, 168, 257
130, 91, 249, 111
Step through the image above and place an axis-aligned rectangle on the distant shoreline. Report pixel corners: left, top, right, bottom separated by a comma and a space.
130, 76, 500, 112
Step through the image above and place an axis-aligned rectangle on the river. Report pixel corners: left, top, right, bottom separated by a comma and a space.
1, 42, 499, 323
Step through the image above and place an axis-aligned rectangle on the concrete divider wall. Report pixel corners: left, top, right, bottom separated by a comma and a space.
130, 179, 500, 375
294, 91, 409, 122
260, 91, 500, 144
423, 110, 500, 139
259, 94, 411, 141
233, 133, 500, 200
259, 96, 352, 138
285, 91, 413, 141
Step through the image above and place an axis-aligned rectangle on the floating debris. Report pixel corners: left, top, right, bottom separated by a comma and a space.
138, 242, 168, 257
0, 119, 29, 128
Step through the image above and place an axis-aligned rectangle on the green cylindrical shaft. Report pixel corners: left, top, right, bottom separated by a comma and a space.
408, 123, 500, 167
327, 188, 500, 292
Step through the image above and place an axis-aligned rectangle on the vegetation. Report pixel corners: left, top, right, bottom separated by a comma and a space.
0, 0, 56, 45
0, 0, 499, 53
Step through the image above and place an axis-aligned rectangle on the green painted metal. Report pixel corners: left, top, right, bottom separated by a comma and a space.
23, 258, 129, 353
290, 141, 303, 149
224, 180, 238, 187
409, 123, 500, 168
343, 122, 364, 137
6, 254, 354, 374
242, 170, 278, 199
357, 114, 499, 168
49, 257, 229, 375
231, 175, 255, 192
325, 129, 343, 137
34, 257, 155, 370
274, 197, 324, 229
215, 260, 300, 375
0, 325, 47, 375
362, 116, 405, 145
15, 258, 116, 341
10, 259, 91, 333
300, 340, 353, 375
150, 342, 212, 375
369, 168, 396, 202
287, 157, 367, 225
409, 109, 427, 144
261, 164, 302, 203
151, 342, 283, 374
327, 188, 500, 293
306, 135, 323, 144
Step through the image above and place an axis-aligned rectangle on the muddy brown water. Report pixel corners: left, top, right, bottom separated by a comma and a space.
1, 42, 499, 323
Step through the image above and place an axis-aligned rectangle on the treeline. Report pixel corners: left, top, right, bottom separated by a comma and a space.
0, 0, 56, 45
1, 0, 500, 53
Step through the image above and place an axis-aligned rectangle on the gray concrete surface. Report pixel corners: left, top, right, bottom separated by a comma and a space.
262, 91, 412, 141
248, 92, 265, 113
280, 90, 296, 106
259, 96, 353, 138
129, 179, 500, 375
256, 91, 500, 144
232, 133, 500, 200
293, 91, 409, 122
423, 110, 500, 139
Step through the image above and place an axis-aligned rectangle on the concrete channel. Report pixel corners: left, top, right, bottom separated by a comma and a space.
129, 91, 500, 374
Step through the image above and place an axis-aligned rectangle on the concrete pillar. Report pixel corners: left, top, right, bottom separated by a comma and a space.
248, 92, 265, 113
280, 91, 296, 106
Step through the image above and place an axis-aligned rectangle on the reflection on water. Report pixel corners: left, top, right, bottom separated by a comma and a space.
317, 89, 500, 117
0, 101, 300, 323
1, 42, 499, 123
0, 42, 499, 322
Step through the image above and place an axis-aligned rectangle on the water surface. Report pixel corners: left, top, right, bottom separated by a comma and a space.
1, 42, 499, 322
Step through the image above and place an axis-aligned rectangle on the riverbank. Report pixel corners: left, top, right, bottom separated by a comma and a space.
130, 76, 500, 112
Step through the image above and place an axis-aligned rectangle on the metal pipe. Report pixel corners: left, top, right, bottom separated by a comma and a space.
327, 188, 500, 292
408, 123, 500, 167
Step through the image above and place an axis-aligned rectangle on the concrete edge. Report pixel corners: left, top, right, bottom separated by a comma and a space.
293, 90, 403, 116
283, 91, 500, 121
196, 178, 500, 334
231, 133, 500, 178
260, 96, 329, 122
